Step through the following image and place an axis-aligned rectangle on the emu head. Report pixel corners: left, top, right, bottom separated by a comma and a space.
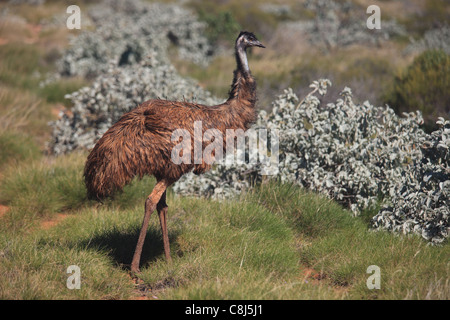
236, 31, 265, 50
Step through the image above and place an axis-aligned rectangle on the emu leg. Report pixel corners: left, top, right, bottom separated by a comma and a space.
130, 179, 169, 274
157, 191, 171, 262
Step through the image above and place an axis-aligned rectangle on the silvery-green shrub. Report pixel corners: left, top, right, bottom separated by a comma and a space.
174, 80, 449, 244
303, 0, 405, 49
59, 0, 213, 79
404, 26, 450, 56
373, 118, 449, 243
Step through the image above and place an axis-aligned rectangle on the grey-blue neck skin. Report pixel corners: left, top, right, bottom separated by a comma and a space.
235, 38, 250, 75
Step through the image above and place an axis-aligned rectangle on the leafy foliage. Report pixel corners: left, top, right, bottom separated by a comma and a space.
401, 0, 450, 37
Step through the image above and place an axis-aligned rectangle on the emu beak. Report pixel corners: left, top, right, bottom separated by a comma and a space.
255, 41, 265, 48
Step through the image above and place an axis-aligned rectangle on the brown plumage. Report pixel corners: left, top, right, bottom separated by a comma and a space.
84, 31, 265, 273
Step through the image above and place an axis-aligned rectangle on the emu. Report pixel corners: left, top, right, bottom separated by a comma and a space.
84, 31, 265, 273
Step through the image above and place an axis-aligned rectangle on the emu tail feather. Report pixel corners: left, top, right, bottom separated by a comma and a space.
84, 139, 135, 201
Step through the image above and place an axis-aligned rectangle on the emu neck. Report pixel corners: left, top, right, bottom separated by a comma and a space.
236, 45, 250, 74
227, 45, 257, 119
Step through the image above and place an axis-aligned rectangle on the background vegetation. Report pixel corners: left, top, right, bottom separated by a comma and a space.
384, 49, 450, 132
0, 0, 448, 300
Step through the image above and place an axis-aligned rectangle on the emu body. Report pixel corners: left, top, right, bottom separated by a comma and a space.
84, 32, 264, 273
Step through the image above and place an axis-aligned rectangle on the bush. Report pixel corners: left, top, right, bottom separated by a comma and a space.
401, 0, 450, 37
404, 26, 450, 56
174, 80, 449, 244
189, 0, 278, 42
303, 0, 405, 50
373, 117, 449, 243
197, 10, 241, 45
58, 0, 214, 79
385, 49, 450, 131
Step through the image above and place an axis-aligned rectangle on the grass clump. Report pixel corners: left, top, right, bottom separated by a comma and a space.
0, 131, 40, 170
246, 182, 450, 299
39, 77, 88, 106
0, 42, 46, 91
0, 152, 88, 225
0, 230, 134, 299
0, 152, 160, 232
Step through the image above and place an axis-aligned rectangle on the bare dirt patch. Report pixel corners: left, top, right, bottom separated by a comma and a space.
0, 205, 9, 219
41, 213, 69, 230
301, 267, 325, 284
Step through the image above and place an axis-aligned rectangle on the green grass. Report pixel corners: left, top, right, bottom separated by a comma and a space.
0, 155, 448, 299
0, 43, 45, 90
0, 228, 134, 299
247, 182, 450, 299
0, 152, 87, 219
38, 77, 88, 106
0, 6, 90, 144
0, 131, 41, 170
0, 41, 87, 105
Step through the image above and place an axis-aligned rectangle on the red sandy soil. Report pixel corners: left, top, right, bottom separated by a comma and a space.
0, 23, 41, 45
0, 205, 9, 219
301, 267, 325, 284
40, 213, 70, 230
